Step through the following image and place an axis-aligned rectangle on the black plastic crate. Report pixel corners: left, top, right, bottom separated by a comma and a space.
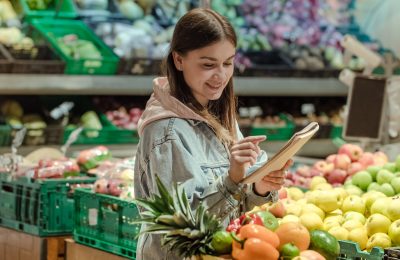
117, 58, 163, 75
384, 247, 400, 260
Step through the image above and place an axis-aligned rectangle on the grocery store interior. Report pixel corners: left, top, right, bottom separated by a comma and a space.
1, 0, 400, 259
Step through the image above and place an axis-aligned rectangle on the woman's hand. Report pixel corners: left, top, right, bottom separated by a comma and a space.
254, 159, 293, 196
229, 135, 266, 184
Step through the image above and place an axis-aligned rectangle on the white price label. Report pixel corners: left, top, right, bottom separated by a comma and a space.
88, 208, 98, 226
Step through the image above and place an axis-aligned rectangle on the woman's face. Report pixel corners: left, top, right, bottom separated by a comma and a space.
173, 40, 235, 106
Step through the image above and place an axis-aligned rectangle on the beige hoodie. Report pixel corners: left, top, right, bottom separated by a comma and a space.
137, 77, 206, 137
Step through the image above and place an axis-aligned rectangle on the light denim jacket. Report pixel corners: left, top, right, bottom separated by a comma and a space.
134, 78, 278, 260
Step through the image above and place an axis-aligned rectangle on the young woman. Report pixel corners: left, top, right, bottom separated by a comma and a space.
134, 8, 292, 259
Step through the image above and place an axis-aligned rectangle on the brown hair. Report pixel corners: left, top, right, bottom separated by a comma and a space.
163, 8, 237, 145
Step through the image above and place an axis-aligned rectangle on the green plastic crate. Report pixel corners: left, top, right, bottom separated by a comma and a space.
250, 115, 295, 140
29, 18, 119, 75
338, 240, 384, 260
19, 0, 77, 20
0, 174, 96, 236
0, 125, 11, 146
63, 114, 139, 145
73, 188, 140, 259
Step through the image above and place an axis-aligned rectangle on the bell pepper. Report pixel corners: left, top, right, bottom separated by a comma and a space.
226, 213, 264, 233
231, 224, 280, 260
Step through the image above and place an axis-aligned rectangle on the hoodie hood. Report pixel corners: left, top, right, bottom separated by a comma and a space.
137, 77, 206, 137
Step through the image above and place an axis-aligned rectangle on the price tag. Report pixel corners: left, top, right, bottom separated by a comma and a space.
88, 208, 98, 226
50, 102, 74, 120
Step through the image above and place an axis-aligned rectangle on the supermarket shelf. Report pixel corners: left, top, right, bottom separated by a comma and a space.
0, 74, 348, 96
0, 139, 338, 159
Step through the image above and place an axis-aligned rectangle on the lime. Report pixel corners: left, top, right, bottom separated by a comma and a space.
309, 230, 340, 259
210, 230, 232, 255
280, 243, 300, 259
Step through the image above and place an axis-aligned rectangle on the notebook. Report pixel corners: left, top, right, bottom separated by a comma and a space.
241, 122, 319, 184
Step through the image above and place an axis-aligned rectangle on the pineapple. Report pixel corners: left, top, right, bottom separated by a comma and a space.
134, 175, 223, 258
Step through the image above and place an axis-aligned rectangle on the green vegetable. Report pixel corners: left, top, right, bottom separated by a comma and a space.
210, 230, 232, 255
280, 243, 300, 259
309, 230, 340, 260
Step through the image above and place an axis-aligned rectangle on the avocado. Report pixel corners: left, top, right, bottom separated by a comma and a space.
309, 230, 340, 260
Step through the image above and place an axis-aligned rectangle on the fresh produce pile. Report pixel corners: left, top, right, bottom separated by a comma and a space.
134, 175, 342, 260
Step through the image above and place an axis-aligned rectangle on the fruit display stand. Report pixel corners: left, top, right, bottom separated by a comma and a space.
64, 114, 139, 145
73, 188, 140, 259
0, 225, 68, 260
338, 240, 384, 260
19, 0, 78, 20
0, 173, 96, 236
0, 44, 13, 73
29, 18, 119, 75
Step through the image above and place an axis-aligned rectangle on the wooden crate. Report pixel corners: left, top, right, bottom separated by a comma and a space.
0, 226, 68, 260
65, 238, 129, 260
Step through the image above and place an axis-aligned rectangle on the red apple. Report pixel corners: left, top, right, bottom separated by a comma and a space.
278, 187, 288, 199
326, 154, 337, 164
284, 179, 294, 187
334, 154, 352, 170
347, 162, 365, 176
296, 165, 312, 177
108, 179, 123, 196
268, 201, 286, 218
312, 160, 334, 176
326, 168, 348, 184
94, 179, 109, 194
338, 143, 364, 162
373, 151, 389, 166
359, 152, 375, 167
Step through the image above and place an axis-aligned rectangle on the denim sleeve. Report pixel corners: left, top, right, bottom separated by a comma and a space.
136, 131, 245, 220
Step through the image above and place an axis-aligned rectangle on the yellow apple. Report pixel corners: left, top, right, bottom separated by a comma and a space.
342, 219, 364, 232
284, 200, 303, 216
365, 213, 392, 237
388, 219, 400, 245
305, 190, 319, 204
348, 227, 368, 250
328, 226, 349, 240
386, 196, 400, 221
323, 219, 341, 231
333, 187, 349, 205
344, 185, 363, 196
370, 197, 391, 216
296, 198, 308, 205
313, 182, 333, 191
362, 191, 387, 212
343, 211, 366, 224
310, 176, 327, 190
287, 187, 305, 201
314, 190, 341, 213
299, 212, 323, 231
280, 214, 300, 224
301, 203, 325, 220
366, 233, 392, 251
341, 195, 366, 214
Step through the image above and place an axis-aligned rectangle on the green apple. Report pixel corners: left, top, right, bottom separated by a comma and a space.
362, 191, 387, 212
396, 154, 400, 171
395, 172, 400, 177
351, 170, 372, 191
343, 211, 366, 224
384, 162, 397, 173
379, 183, 395, 197
366, 165, 382, 181
390, 177, 400, 194
344, 177, 353, 187
370, 197, 391, 216
386, 197, 400, 221
365, 213, 392, 236
388, 219, 400, 246
367, 182, 381, 192
376, 169, 395, 184
366, 233, 392, 251
348, 227, 368, 250
341, 195, 366, 214
328, 226, 349, 240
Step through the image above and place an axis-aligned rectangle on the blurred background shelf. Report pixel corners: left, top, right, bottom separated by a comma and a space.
0, 74, 348, 96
